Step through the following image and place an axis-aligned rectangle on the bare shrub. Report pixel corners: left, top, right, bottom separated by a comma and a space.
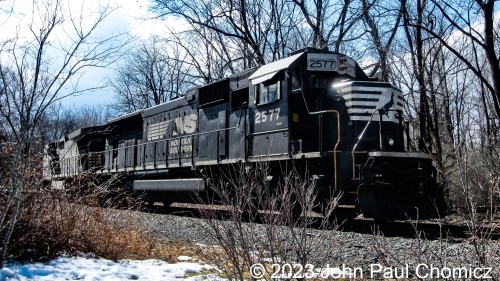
196, 162, 341, 280
370, 146, 500, 281
369, 219, 500, 280
62, 172, 138, 209
0, 184, 170, 262
370, 220, 447, 275
450, 146, 500, 271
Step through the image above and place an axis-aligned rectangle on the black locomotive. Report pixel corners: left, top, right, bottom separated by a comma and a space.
43, 48, 446, 220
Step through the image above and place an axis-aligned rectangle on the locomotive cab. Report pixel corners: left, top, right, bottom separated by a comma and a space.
248, 48, 445, 220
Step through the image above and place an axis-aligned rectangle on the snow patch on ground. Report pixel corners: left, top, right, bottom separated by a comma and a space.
178, 256, 192, 262
1, 256, 222, 281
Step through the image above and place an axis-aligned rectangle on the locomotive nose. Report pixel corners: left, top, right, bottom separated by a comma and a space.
327, 84, 341, 98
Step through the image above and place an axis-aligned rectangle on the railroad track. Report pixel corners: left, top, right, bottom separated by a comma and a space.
136, 202, 500, 241
341, 218, 468, 240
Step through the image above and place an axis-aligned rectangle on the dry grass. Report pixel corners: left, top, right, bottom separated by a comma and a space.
1, 189, 192, 263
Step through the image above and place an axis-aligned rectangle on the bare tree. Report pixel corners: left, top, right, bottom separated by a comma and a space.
151, 0, 309, 69
290, 0, 365, 52
418, 0, 500, 125
0, 0, 128, 266
397, 0, 499, 178
110, 39, 192, 113
37, 103, 115, 144
165, 28, 242, 84
39, 103, 80, 143
400, 0, 436, 153
360, 0, 402, 81
152, 0, 271, 66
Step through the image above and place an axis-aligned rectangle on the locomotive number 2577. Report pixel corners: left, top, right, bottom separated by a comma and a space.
255, 108, 280, 124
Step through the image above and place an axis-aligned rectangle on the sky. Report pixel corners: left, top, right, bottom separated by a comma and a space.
60, 0, 176, 108
62, 0, 163, 108
61, 0, 186, 108
0, 0, 182, 108
1, 0, 497, 110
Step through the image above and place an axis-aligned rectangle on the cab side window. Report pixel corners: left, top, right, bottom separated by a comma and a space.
291, 71, 302, 91
257, 79, 280, 105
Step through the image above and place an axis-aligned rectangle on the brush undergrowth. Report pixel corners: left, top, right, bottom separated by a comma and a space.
1, 188, 178, 263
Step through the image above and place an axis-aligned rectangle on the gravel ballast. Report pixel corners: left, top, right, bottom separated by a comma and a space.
112, 207, 500, 279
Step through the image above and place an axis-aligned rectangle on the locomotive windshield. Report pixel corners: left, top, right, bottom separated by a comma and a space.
310, 72, 338, 89
292, 71, 353, 92
291, 70, 351, 112
308, 72, 353, 90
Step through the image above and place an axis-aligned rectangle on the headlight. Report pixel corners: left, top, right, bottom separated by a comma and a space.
387, 138, 395, 146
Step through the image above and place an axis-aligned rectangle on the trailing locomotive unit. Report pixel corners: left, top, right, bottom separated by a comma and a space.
44, 48, 445, 219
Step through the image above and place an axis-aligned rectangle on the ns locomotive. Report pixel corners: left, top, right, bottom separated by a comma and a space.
44, 48, 446, 220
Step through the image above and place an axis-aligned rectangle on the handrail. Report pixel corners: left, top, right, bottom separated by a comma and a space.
351, 109, 378, 179
50, 103, 249, 175
297, 88, 341, 192
351, 108, 403, 179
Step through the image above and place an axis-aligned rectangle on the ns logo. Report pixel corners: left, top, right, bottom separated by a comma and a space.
172, 113, 197, 136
